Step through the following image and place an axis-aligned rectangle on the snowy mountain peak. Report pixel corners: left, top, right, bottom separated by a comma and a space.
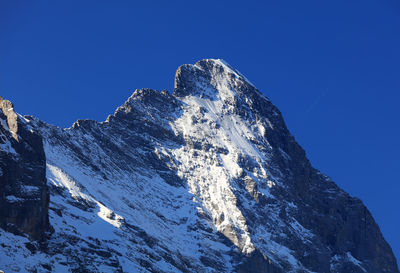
0, 60, 398, 273
174, 59, 255, 99
173, 59, 279, 130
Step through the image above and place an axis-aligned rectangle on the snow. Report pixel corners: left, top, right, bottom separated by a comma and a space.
0, 229, 50, 273
346, 252, 367, 272
0, 117, 10, 131
21, 185, 40, 193
5, 195, 24, 203
169, 62, 306, 264
172, 94, 257, 254
34, 129, 235, 272
267, 180, 276, 188
0, 59, 355, 273
0, 138, 17, 155
0, 117, 18, 155
212, 59, 257, 88
330, 252, 367, 272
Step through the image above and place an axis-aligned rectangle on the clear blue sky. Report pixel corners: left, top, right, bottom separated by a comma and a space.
1, 0, 399, 262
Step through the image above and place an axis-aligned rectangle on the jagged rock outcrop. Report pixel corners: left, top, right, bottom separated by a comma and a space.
0, 60, 398, 272
0, 97, 49, 241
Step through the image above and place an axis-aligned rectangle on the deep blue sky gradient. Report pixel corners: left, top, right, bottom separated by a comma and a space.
1, 0, 399, 262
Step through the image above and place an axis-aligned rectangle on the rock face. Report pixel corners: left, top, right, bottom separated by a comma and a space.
0, 60, 398, 272
0, 97, 49, 241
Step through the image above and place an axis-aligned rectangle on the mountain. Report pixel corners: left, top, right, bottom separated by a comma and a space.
0, 59, 398, 273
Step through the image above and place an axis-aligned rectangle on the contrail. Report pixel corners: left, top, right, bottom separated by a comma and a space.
305, 88, 328, 114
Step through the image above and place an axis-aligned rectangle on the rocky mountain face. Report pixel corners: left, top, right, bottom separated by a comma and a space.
0, 59, 398, 272
0, 97, 49, 241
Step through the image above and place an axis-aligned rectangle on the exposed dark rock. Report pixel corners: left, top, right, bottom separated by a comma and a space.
0, 97, 49, 241
236, 250, 283, 273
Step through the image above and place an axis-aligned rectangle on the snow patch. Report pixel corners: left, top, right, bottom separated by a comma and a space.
5, 195, 24, 203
